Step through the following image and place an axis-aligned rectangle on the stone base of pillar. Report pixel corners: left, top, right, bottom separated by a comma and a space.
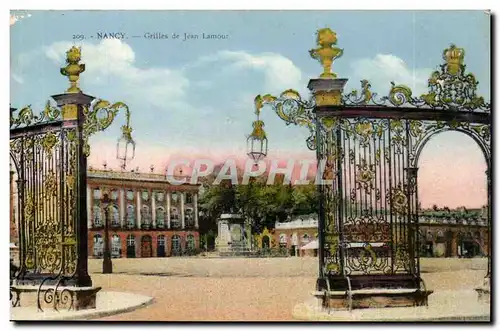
10, 285, 102, 311
475, 277, 490, 304
312, 288, 433, 310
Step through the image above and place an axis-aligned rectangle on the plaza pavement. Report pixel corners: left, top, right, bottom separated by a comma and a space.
86, 257, 487, 321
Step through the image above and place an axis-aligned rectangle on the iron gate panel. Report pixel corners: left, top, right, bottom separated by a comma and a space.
10, 116, 81, 286
317, 116, 419, 279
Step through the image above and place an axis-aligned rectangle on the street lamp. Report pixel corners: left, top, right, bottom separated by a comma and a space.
117, 122, 136, 171
246, 96, 268, 163
101, 191, 113, 274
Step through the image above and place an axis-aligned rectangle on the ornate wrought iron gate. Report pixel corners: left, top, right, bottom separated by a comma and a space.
251, 29, 491, 293
10, 46, 134, 311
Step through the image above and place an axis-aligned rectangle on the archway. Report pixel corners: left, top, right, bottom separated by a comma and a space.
126, 234, 136, 258
157, 235, 166, 257
111, 234, 121, 258
186, 234, 196, 254
416, 130, 488, 262
171, 235, 182, 256
141, 235, 153, 258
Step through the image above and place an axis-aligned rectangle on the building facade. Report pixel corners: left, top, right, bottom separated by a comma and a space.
87, 169, 201, 259
272, 210, 489, 258
418, 209, 489, 258
273, 215, 319, 256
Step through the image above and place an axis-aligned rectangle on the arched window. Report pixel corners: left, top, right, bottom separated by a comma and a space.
111, 205, 120, 226
111, 235, 121, 258
185, 208, 194, 227
187, 234, 195, 250
172, 235, 181, 255
157, 234, 167, 257
93, 205, 102, 227
141, 205, 151, 227
93, 234, 103, 257
126, 234, 136, 258
156, 207, 165, 228
126, 205, 135, 228
171, 207, 180, 229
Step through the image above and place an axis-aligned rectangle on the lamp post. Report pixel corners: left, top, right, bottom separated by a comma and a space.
117, 117, 136, 170
102, 192, 113, 274
246, 98, 268, 163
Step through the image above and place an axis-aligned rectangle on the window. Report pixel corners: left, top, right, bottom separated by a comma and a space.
170, 207, 180, 228
158, 235, 166, 246
185, 193, 193, 204
187, 235, 195, 250
93, 234, 103, 257
126, 190, 134, 200
172, 192, 178, 203
126, 205, 136, 228
142, 191, 149, 201
141, 205, 151, 226
156, 192, 164, 202
93, 189, 101, 200
93, 205, 102, 227
111, 235, 121, 257
127, 234, 135, 247
185, 208, 194, 227
111, 205, 120, 226
172, 235, 181, 254
111, 190, 118, 200
156, 207, 165, 228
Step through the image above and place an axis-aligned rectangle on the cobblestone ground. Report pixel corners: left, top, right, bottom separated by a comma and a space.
90, 257, 487, 321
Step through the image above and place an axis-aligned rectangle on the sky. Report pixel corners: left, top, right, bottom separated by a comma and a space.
10, 10, 490, 208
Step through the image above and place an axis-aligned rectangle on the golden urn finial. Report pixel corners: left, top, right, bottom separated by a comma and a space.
60, 46, 85, 93
309, 28, 344, 79
442, 44, 465, 76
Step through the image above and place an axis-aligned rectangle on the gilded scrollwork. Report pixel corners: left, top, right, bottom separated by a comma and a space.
343, 44, 490, 113
355, 158, 375, 193
254, 89, 316, 150
388, 184, 409, 216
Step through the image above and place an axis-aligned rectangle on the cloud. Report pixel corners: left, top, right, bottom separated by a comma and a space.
347, 54, 433, 97
43, 40, 190, 109
190, 50, 303, 93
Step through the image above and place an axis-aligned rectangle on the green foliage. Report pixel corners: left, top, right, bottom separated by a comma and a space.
198, 172, 319, 235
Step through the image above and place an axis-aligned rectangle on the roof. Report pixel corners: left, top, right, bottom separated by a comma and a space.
88, 169, 199, 186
